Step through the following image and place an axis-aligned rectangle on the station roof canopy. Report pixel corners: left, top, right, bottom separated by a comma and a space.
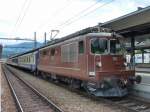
99, 6, 150, 37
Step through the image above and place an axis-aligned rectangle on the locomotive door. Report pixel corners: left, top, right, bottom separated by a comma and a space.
87, 37, 96, 78
88, 55, 96, 77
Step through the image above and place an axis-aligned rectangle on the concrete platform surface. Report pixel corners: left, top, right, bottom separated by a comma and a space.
136, 67, 150, 73
133, 71, 150, 100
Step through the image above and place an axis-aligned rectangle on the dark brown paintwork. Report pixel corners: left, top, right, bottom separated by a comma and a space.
38, 34, 135, 83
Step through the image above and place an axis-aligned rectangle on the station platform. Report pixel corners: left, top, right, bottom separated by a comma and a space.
132, 67, 150, 100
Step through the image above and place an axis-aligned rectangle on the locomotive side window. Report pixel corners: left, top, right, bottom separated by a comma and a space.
61, 42, 78, 62
79, 41, 84, 54
51, 48, 55, 56
50, 48, 55, 60
70, 43, 78, 62
91, 38, 108, 54
61, 45, 69, 62
42, 50, 47, 56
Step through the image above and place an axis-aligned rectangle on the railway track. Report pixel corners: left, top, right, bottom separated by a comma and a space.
2, 65, 64, 112
39, 73, 150, 112
5, 65, 150, 112
35, 72, 150, 112
60, 84, 150, 112
73, 84, 150, 112
111, 97, 150, 112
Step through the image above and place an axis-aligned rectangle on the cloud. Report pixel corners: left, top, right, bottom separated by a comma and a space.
0, 0, 150, 44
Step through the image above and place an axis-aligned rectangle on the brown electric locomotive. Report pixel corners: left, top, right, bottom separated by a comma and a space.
37, 27, 141, 97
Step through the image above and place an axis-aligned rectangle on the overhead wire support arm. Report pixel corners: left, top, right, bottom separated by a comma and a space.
0, 37, 34, 41
50, 30, 59, 40
4, 46, 33, 49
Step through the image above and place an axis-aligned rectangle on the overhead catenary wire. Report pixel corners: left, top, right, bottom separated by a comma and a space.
16, 0, 32, 32
40, 0, 115, 39
10, 0, 114, 40
36, 0, 73, 31
9, 0, 28, 37
36, 0, 102, 32
13, 0, 32, 35
57, 0, 103, 28
58, 0, 115, 30
14, 0, 28, 28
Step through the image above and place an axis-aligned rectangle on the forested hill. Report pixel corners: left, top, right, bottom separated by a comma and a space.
2, 42, 43, 58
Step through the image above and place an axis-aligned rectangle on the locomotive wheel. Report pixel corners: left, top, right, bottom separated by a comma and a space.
82, 82, 95, 95
136, 75, 142, 84
70, 79, 81, 89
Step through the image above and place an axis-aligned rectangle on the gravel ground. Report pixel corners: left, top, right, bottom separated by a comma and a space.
1, 64, 17, 112
9, 66, 127, 112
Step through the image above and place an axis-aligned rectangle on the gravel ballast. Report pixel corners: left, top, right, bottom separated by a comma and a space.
1, 64, 17, 112
9, 66, 127, 112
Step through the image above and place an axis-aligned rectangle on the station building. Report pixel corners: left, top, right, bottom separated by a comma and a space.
98, 6, 150, 100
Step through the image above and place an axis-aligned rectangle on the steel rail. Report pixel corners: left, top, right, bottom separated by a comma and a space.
3, 65, 64, 112
6, 65, 150, 112
39, 75, 148, 112
2, 66, 24, 112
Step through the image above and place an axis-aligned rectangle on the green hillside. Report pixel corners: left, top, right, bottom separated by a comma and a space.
2, 42, 43, 58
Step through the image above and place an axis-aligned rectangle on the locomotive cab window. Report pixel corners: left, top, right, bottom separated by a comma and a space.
110, 39, 121, 54
91, 38, 108, 54
79, 41, 84, 54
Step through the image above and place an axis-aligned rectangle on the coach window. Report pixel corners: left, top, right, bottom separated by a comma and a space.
27, 57, 28, 63
79, 41, 84, 54
29, 57, 30, 63
27, 56, 29, 63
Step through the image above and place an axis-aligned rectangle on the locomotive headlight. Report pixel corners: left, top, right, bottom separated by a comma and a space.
97, 62, 102, 67
100, 83, 105, 89
124, 62, 127, 66
123, 79, 128, 85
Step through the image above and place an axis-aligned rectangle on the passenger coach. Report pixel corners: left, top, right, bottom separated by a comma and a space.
8, 49, 38, 72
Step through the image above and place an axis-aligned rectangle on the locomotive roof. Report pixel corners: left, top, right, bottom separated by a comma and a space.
40, 32, 114, 50
9, 27, 114, 59
9, 27, 99, 59
39, 27, 100, 48
39, 28, 114, 50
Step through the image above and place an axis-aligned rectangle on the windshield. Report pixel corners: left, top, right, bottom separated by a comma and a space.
91, 38, 124, 54
91, 38, 108, 54
110, 39, 121, 54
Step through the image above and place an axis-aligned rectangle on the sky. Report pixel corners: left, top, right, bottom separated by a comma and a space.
0, 0, 150, 45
